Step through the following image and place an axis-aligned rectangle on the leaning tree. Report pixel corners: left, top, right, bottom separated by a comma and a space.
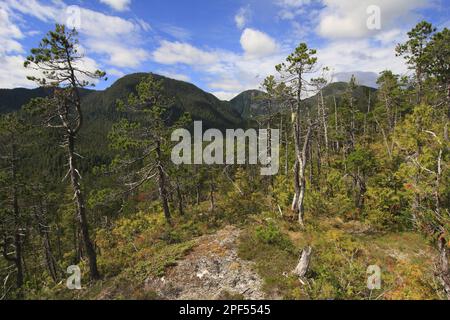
24, 24, 106, 280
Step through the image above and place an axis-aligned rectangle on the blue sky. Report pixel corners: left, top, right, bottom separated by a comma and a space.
1, 0, 449, 99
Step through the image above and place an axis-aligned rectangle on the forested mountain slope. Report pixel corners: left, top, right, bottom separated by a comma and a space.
0, 73, 243, 129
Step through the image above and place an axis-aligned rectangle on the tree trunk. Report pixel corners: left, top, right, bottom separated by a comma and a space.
35, 204, 59, 282
320, 90, 329, 152
67, 134, 100, 280
334, 96, 340, 151
438, 236, 450, 299
291, 160, 300, 212
297, 126, 312, 226
209, 179, 215, 212
156, 141, 172, 224
176, 178, 184, 216
294, 246, 313, 280
11, 144, 24, 288
285, 120, 289, 176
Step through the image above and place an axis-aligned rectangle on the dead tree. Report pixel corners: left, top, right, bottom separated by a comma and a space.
294, 246, 313, 283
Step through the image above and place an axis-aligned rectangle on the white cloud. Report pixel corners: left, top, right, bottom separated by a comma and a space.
211, 91, 239, 101
240, 28, 278, 58
0, 51, 102, 89
106, 68, 126, 78
0, 0, 151, 88
157, 70, 191, 82
99, 0, 131, 12
208, 78, 244, 92
275, 0, 311, 20
0, 5, 24, 55
153, 41, 218, 65
87, 39, 149, 68
317, 38, 409, 83
161, 24, 192, 40
317, 0, 430, 39
73, 8, 140, 38
151, 37, 285, 99
4, 0, 60, 22
276, 0, 311, 6
235, 6, 251, 29
0, 55, 34, 88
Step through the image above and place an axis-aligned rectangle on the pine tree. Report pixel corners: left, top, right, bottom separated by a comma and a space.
109, 75, 189, 225
24, 24, 106, 280
396, 21, 437, 103
276, 43, 318, 226
0, 114, 28, 290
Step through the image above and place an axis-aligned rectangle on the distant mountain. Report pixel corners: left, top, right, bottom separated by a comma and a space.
0, 73, 243, 129
0, 74, 247, 174
0, 76, 377, 126
304, 82, 377, 112
0, 87, 94, 114
229, 82, 378, 120
230, 90, 265, 119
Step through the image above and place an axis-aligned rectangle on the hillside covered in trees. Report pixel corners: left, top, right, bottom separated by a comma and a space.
0, 21, 449, 301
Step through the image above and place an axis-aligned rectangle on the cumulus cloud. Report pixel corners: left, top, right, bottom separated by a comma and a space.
99, 0, 131, 12
317, 0, 430, 39
235, 6, 251, 29
86, 40, 149, 68
240, 28, 278, 58
317, 38, 409, 85
3, 0, 60, 22
0, 0, 152, 88
151, 36, 285, 99
275, 0, 312, 20
156, 70, 191, 82
0, 5, 24, 55
153, 41, 218, 65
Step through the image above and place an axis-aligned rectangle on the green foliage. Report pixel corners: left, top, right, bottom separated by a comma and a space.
238, 222, 299, 298
346, 148, 377, 176
306, 229, 368, 299
255, 221, 292, 249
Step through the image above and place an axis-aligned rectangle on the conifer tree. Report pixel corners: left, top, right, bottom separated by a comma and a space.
24, 25, 106, 280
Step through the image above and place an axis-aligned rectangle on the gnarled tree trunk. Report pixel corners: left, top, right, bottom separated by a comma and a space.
294, 246, 313, 282
67, 133, 100, 280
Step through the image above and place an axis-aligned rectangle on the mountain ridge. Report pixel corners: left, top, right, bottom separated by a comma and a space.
0, 74, 378, 123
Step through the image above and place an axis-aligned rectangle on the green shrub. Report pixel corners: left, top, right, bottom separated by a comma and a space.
255, 221, 294, 251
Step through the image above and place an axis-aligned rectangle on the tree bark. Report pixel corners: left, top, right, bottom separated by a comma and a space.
175, 178, 184, 216
209, 179, 215, 212
67, 133, 100, 280
294, 246, 313, 280
35, 204, 59, 282
334, 96, 340, 151
297, 126, 312, 226
319, 90, 329, 152
156, 141, 172, 224
438, 236, 450, 299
